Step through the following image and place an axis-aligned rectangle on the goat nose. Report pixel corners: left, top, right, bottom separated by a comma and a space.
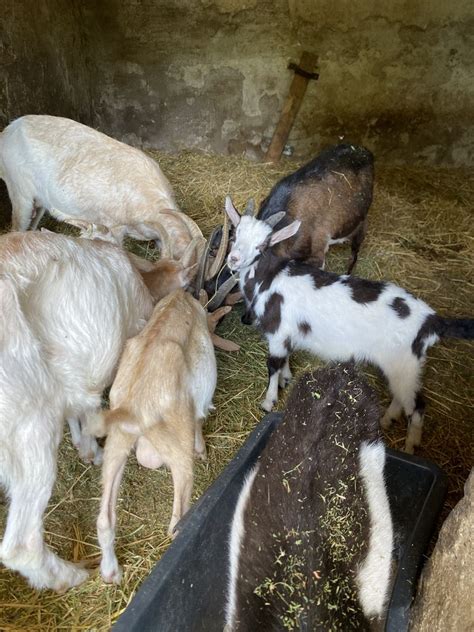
228, 253, 239, 265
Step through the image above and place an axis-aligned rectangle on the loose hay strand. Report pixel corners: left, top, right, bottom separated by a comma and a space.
0, 152, 473, 630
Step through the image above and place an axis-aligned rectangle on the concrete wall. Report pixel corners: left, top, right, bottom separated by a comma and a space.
81, 0, 474, 165
0, 1, 473, 165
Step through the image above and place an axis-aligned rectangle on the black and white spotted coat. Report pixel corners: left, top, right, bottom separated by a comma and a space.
225, 213, 473, 453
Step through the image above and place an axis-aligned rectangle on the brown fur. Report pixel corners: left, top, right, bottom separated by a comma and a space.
96, 288, 217, 582
276, 169, 372, 267
257, 145, 374, 273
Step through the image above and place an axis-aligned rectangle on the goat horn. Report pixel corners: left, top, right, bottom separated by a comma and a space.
206, 273, 239, 311
194, 237, 213, 298
207, 212, 230, 281
198, 289, 208, 307
64, 218, 109, 234
265, 211, 286, 228
159, 209, 204, 243
243, 198, 256, 216
126, 220, 173, 258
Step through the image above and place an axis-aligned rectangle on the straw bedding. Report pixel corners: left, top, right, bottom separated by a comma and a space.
0, 150, 472, 630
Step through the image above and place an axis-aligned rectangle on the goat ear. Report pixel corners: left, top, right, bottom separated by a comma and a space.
265, 211, 286, 228
179, 262, 199, 286
180, 236, 202, 268
224, 196, 241, 227
207, 305, 232, 332
269, 220, 301, 246
212, 332, 240, 352
243, 198, 256, 216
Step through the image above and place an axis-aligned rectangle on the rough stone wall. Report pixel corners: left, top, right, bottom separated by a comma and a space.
0, 0, 93, 227
0, 0, 92, 127
0, 1, 473, 165
80, 0, 474, 164
410, 470, 474, 632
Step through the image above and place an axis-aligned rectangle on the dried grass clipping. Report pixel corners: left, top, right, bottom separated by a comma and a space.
0, 151, 472, 630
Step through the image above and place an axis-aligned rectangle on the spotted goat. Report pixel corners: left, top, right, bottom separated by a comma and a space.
226, 364, 393, 631
224, 202, 474, 453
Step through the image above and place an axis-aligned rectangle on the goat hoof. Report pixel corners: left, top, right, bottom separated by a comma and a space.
195, 449, 208, 462
92, 447, 104, 466
380, 414, 393, 429
54, 564, 90, 593
261, 398, 276, 412
101, 563, 122, 585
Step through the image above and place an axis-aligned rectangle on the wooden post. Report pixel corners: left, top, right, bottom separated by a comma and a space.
265, 51, 319, 163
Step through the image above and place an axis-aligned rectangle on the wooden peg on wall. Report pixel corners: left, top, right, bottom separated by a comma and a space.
265, 51, 319, 163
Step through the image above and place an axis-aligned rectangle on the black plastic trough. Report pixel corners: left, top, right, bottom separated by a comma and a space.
114, 413, 447, 632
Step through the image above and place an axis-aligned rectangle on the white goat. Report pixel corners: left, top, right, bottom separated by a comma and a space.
0, 230, 153, 591
224, 198, 474, 453
0, 115, 203, 261
95, 289, 232, 584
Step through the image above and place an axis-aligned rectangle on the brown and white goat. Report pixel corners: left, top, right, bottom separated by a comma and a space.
206, 144, 374, 310
255, 144, 374, 273
0, 230, 153, 591
0, 114, 207, 264
95, 289, 234, 584
226, 364, 394, 631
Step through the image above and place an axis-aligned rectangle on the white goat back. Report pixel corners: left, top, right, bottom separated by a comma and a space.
0, 231, 153, 418
0, 115, 177, 230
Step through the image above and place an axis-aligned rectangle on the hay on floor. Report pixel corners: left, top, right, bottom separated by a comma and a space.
0, 151, 472, 630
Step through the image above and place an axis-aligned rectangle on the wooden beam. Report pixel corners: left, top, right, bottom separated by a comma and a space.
265, 51, 319, 163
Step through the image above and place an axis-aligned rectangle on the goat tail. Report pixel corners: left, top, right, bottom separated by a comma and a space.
437, 317, 474, 340
104, 407, 141, 435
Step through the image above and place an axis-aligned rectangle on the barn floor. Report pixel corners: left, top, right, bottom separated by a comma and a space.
0, 152, 472, 630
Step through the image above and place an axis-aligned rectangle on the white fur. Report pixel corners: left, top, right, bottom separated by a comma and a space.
0, 115, 202, 258
229, 221, 438, 445
225, 464, 260, 629
255, 270, 433, 420
228, 216, 272, 271
0, 231, 152, 590
357, 441, 394, 617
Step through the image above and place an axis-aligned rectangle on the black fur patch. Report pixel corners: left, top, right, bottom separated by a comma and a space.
298, 321, 312, 335
342, 276, 386, 304
241, 308, 255, 326
233, 363, 381, 630
284, 337, 292, 352
243, 270, 257, 301
391, 296, 410, 319
257, 145, 374, 224
259, 292, 284, 334
414, 392, 426, 414
254, 251, 289, 293
267, 355, 286, 376
288, 261, 339, 289
439, 317, 474, 339
411, 314, 442, 358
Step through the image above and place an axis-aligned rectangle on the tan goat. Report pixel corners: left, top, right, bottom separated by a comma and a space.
96, 289, 233, 584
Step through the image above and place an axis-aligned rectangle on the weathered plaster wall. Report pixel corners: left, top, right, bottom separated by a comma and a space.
80, 0, 474, 164
0, 1, 473, 165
